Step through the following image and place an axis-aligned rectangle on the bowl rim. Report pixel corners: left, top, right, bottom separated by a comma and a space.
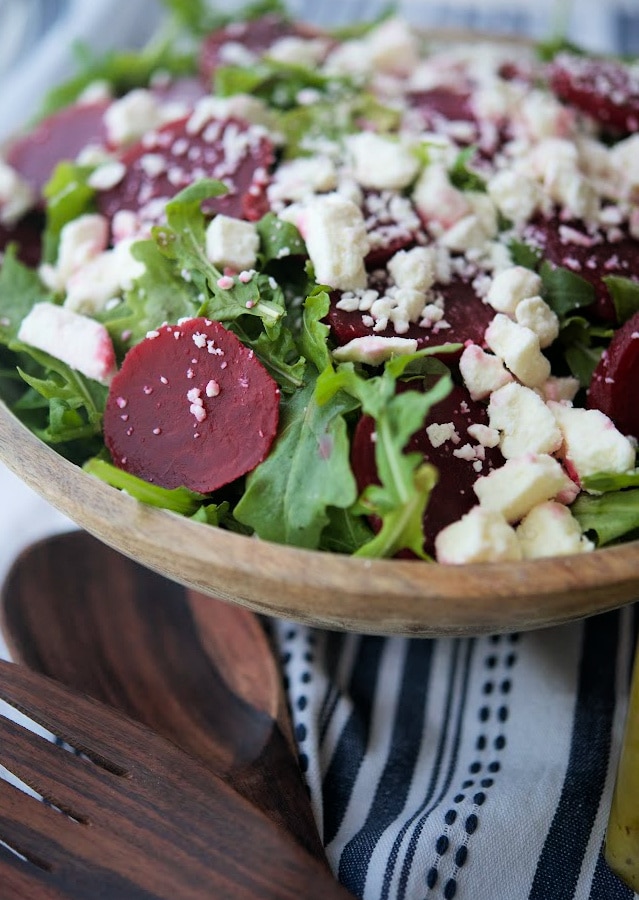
1, 399, 637, 637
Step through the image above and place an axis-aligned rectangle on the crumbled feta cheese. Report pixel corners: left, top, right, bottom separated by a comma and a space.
267, 36, 329, 67
64, 240, 145, 314
298, 193, 369, 290
474, 453, 573, 523
103, 89, 166, 146
412, 164, 471, 231
547, 402, 636, 482
459, 344, 513, 400
387, 247, 436, 292
88, 161, 127, 191
485, 266, 543, 316
17, 302, 116, 383
39, 214, 109, 293
515, 296, 559, 349
440, 214, 490, 253
268, 155, 337, 204
205, 215, 260, 272
0, 161, 35, 225
331, 335, 418, 365
467, 423, 500, 448
484, 314, 551, 387
426, 422, 458, 448
538, 376, 580, 404
487, 169, 542, 226
365, 17, 420, 76
435, 507, 522, 564
187, 95, 276, 135
488, 382, 562, 459
346, 132, 419, 191
515, 89, 574, 141
516, 501, 594, 558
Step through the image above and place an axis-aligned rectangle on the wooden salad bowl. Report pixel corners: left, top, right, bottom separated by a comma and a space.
1, 399, 638, 637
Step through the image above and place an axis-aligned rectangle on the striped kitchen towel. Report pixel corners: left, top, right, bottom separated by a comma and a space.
274, 606, 639, 900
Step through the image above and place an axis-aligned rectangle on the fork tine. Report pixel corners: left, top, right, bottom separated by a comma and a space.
0, 659, 151, 773
0, 713, 117, 824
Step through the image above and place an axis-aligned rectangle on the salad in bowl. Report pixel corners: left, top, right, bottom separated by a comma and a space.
1, 0, 639, 587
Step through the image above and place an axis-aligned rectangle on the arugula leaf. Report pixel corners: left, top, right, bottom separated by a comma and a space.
328, 5, 394, 39
572, 489, 639, 546
84, 458, 209, 515
39, 39, 195, 119
0, 247, 52, 344
215, 60, 350, 110
582, 470, 639, 493
319, 506, 375, 554
104, 239, 201, 351
234, 379, 359, 549
300, 288, 332, 375
508, 238, 542, 271
540, 261, 595, 317
316, 352, 454, 558
256, 213, 306, 264
42, 162, 96, 264
161, 0, 288, 35
536, 38, 586, 63
449, 147, 486, 193
603, 275, 639, 325
559, 315, 612, 386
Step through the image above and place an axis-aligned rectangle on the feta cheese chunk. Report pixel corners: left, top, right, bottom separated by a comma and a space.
547, 402, 636, 482
205, 215, 260, 272
435, 507, 522, 564
298, 193, 369, 290
332, 335, 418, 365
484, 314, 551, 387
0, 161, 35, 225
39, 214, 109, 293
515, 296, 559, 349
516, 501, 594, 558
487, 169, 542, 226
268, 155, 337, 204
346, 132, 419, 191
17, 302, 117, 383
104, 89, 167, 146
387, 247, 436, 292
459, 344, 513, 400
413, 164, 471, 231
486, 266, 543, 316
474, 453, 573, 523
488, 382, 562, 459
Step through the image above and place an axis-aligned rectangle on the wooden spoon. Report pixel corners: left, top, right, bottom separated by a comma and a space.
1, 530, 326, 866
0, 659, 352, 899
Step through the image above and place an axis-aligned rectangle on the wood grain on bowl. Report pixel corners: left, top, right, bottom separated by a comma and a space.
1, 399, 638, 637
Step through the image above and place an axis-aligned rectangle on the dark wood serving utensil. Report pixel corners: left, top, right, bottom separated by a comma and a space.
0, 659, 353, 900
1, 530, 326, 865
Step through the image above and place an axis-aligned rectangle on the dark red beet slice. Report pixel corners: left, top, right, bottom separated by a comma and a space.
0, 212, 43, 267
327, 277, 495, 359
95, 115, 273, 226
407, 87, 475, 126
151, 76, 209, 109
523, 215, 639, 322
549, 54, 639, 134
5, 100, 110, 199
104, 317, 280, 493
363, 191, 426, 269
200, 14, 300, 86
587, 310, 639, 439
352, 383, 504, 556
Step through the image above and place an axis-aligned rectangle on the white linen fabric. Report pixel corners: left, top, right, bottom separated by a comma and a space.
2, 2, 639, 899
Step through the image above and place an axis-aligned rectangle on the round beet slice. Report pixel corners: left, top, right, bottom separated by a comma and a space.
104, 318, 280, 493
352, 383, 504, 556
0, 212, 43, 267
200, 14, 301, 85
328, 277, 495, 359
6, 100, 110, 200
523, 215, 639, 322
549, 54, 639, 134
95, 115, 273, 227
588, 310, 639, 439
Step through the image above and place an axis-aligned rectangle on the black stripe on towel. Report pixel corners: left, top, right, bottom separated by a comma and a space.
336, 639, 436, 897
528, 611, 621, 900
322, 636, 387, 846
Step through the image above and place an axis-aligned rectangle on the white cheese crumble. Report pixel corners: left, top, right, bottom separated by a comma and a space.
296, 193, 370, 291
205, 215, 260, 272
435, 507, 522, 564
331, 335, 418, 365
547, 402, 636, 482
516, 501, 594, 558
488, 382, 562, 459
0, 161, 35, 225
474, 453, 574, 523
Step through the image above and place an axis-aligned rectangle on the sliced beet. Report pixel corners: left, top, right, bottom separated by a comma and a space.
95, 115, 274, 226
200, 14, 300, 86
327, 277, 495, 358
104, 317, 280, 493
0, 212, 44, 267
587, 310, 639, 439
363, 191, 426, 269
351, 383, 504, 556
523, 215, 639, 322
407, 87, 476, 127
5, 100, 110, 200
549, 54, 639, 134
151, 76, 209, 109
